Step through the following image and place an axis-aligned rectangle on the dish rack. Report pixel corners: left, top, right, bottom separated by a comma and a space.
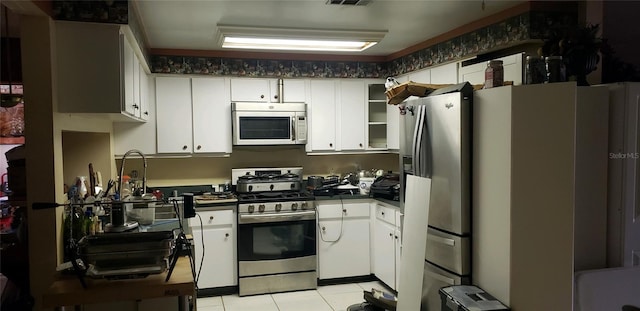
77, 231, 175, 279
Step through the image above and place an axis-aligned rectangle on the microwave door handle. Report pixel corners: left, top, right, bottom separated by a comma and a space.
291, 116, 296, 141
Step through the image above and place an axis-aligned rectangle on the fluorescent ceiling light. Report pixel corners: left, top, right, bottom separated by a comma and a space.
216, 24, 386, 52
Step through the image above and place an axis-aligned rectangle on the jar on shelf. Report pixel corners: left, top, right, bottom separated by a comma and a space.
484, 60, 504, 89
525, 56, 546, 84
545, 56, 566, 83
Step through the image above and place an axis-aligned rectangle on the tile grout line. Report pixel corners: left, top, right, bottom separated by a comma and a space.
270, 293, 282, 311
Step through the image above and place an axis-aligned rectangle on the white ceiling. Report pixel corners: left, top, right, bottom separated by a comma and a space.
135, 0, 525, 56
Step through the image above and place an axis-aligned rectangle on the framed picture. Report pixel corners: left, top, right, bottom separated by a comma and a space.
1, 84, 25, 145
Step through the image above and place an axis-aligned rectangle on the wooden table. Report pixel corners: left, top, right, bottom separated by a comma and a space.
43, 257, 195, 311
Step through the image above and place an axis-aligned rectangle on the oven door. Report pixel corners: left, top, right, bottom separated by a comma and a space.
237, 211, 316, 261
233, 111, 299, 145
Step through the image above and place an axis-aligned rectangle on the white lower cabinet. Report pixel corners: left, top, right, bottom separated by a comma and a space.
372, 202, 401, 290
317, 200, 371, 279
189, 209, 237, 289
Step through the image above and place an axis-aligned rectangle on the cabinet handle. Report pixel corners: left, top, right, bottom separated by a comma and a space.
329, 143, 333, 147
260, 94, 265, 99
197, 145, 202, 150
389, 233, 393, 237
225, 233, 229, 238
133, 104, 139, 109
274, 95, 279, 100
342, 209, 347, 214
322, 226, 326, 231
381, 211, 385, 215
359, 143, 363, 147
395, 235, 399, 239
209, 216, 214, 220
182, 145, 188, 150
144, 111, 149, 115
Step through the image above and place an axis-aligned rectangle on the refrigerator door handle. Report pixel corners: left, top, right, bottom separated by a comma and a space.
427, 234, 456, 246
424, 269, 455, 285
422, 108, 433, 178
414, 105, 426, 177
412, 105, 423, 177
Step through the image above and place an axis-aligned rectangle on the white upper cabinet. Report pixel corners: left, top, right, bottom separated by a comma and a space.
155, 77, 193, 154
138, 63, 150, 121
191, 78, 232, 154
309, 80, 338, 152
113, 75, 156, 156
155, 76, 233, 155
282, 79, 308, 103
430, 62, 459, 84
367, 82, 392, 150
230, 78, 275, 102
55, 21, 147, 122
458, 53, 524, 86
339, 80, 366, 150
230, 78, 307, 103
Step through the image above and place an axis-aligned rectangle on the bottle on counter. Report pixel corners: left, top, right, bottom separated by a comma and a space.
525, 55, 546, 84
484, 60, 504, 89
545, 56, 566, 83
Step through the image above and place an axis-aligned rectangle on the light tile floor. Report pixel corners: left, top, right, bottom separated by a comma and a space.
197, 281, 389, 311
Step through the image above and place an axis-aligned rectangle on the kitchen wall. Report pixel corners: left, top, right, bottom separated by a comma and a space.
116, 147, 398, 187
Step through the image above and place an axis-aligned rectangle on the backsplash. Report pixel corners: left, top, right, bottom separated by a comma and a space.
116, 147, 399, 188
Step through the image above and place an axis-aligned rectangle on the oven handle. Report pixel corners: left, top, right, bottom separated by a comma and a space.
239, 210, 316, 224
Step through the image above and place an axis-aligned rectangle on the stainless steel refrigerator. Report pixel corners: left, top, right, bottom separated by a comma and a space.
398, 82, 473, 311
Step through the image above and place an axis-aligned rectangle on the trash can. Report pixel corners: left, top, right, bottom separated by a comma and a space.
439, 285, 509, 311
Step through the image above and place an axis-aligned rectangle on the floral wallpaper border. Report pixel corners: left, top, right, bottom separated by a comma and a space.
50, 1, 577, 78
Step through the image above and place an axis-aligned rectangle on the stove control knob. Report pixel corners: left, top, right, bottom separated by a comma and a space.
248, 205, 255, 213
248, 185, 253, 192
275, 204, 282, 212
301, 202, 308, 210
290, 183, 296, 189
291, 203, 298, 211
258, 204, 265, 213
270, 184, 274, 191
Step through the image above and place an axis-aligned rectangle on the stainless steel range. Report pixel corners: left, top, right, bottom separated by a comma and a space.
232, 167, 317, 296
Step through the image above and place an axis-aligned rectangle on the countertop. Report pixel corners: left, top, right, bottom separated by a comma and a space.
43, 256, 195, 308
314, 194, 401, 208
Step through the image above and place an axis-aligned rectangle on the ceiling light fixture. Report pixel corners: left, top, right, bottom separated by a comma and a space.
216, 24, 386, 52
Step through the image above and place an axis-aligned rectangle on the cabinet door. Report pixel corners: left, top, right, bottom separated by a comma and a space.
374, 220, 396, 289
139, 64, 150, 121
230, 78, 272, 102
387, 103, 400, 150
394, 226, 402, 290
122, 36, 137, 116
318, 218, 371, 279
283, 79, 308, 102
191, 226, 237, 288
309, 80, 337, 151
113, 75, 157, 156
430, 62, 458, 84
340, 80, 366, 150
191, 78, 232, 153
459, 53, 524, 85
156, 77, 193, 153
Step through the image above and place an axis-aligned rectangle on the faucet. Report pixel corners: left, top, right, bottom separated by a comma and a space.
118, 149, 147, 198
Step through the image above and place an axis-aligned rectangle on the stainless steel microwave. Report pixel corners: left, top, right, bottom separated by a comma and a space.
232, 102, 307, 145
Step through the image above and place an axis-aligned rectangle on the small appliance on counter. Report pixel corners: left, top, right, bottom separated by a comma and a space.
369, 173, 400, 200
